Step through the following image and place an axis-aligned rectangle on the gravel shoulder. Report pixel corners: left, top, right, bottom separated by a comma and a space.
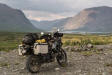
0, 45, 112, 75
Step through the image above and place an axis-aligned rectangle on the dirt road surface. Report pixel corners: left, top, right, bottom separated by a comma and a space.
0, 45, 112, 75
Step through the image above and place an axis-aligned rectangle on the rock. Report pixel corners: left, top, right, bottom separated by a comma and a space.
12, 69, 19, 72
0, 57, 3, 59
21, 67, 25, 70
71, 47, 75, 52
65, 72, 72, 74
0, 67, 2, 69
99, 49, 104, 51
76, 69, 81, 73
55, 68, 60, 71
64, 46, 71, 51
102, 72, 106, 75
104, 53, 108, 55
3, 72, 7, 75
87, 44, 93, 48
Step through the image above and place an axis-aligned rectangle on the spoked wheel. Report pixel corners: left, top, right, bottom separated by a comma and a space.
26, 55, 41, 73
56, 49, 67, 67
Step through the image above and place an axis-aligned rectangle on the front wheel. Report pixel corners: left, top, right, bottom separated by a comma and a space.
56, 49, 67, 67
26, 55, 41, 73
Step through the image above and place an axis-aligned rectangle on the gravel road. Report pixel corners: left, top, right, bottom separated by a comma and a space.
0, 45, 112, 75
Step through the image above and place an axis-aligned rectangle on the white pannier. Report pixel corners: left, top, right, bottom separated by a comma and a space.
18, 45, 26, 55
34, 43, 48, 55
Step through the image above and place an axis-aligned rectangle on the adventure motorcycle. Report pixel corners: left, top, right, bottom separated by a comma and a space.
18, 31, 67, 73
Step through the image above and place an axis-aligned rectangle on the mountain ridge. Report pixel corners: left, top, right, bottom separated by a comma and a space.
0, 3, 41, 32
31, 6, 112, 32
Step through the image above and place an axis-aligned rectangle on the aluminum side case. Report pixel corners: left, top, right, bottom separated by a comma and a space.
34, 43, 48, 55
18, 45, 26, 55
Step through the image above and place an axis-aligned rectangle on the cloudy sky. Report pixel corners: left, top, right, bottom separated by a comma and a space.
0, 0, 112, 21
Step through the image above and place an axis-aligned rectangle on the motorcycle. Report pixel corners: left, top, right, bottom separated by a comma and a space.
18, 31, 67, 73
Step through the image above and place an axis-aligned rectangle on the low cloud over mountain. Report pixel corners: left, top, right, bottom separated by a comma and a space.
32, 6, 112, 32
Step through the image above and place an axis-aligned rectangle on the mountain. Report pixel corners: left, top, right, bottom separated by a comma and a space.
64, 6, 112, 32
31, 17, 70, 31
32, 6, 112, 32
0, 3, 40, 32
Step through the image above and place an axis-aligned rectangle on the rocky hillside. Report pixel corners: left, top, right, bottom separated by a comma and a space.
65, 6, 112, 32
32, 6, 112, 32
0, 3, 40, 32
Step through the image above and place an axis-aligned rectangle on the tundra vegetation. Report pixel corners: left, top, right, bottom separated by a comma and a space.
63, 34, 112, 46
0, 32, 112, 52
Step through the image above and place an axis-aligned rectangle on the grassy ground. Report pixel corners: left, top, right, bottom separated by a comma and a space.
0, 32, 26, 51
62, 34, 112, 46
0, 32, 112, 51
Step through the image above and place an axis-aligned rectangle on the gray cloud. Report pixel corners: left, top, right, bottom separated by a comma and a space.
0, 0, 112, 13
23, 10, 77, 21
0, 0, 75, 13
0, 0, 112, 21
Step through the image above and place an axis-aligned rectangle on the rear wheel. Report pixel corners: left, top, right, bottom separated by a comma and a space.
56, 49, 67, 67
26, 55, 41, 73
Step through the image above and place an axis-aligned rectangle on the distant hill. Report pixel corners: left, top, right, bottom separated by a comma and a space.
0, 3, 40, 32
31, 17, 70, 31
32, 6, 112, 32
